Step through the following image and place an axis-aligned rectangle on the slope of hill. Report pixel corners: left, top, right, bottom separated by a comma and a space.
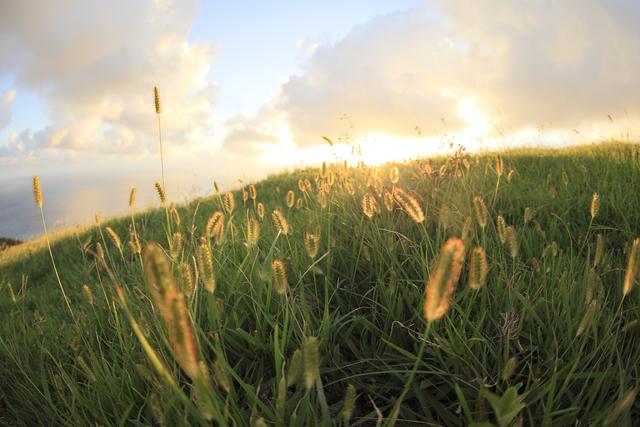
1, 143, 639, 425
0, 237, 21, 252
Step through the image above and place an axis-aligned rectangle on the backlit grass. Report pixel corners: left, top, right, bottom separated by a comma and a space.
1, 142, 639, 425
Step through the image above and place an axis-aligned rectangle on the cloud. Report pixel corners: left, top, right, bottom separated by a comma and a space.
0, 0, 216, 156
222, 103, 283, 153
225, 0, 640, 149
0, 90, 16, 131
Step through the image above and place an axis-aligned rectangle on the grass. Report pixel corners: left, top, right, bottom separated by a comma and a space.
0, 142, 639, 426
0, 238, 21, 253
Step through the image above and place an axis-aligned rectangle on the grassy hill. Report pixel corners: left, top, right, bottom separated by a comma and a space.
0, 237, 21, 252
1, 143, 639, 425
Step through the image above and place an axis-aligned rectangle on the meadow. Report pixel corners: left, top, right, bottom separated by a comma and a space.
0, 141, 639, 426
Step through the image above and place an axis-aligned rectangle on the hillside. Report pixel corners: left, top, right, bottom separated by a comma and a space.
0, 237, 21, 252
1, 142, 639, 425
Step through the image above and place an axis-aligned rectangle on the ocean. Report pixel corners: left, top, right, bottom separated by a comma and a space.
0, 171, 223, 241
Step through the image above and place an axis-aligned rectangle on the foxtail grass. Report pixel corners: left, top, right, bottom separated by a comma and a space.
389, 238, 465, 425
32, 176, 75, 318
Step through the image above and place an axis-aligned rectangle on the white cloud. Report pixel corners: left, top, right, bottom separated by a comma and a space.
225, 0, 640, 150
0, 0, 216, 156
0, 89, 16, 131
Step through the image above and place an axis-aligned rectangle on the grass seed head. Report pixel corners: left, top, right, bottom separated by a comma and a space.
303, 336, 320, 390
383, 191, 394, 211
153, 85, 161, 114
128, 187, 136, 208
594, 233, 604, 268
496, 215, 507, 243
143, 243, 201, 380
342, 384, 357, 424
271, 209, 290, 235
105, 226, 122, 250
505, 225, 519, 258
393, 187, 424, 223
257, 202, 265, 218
170, 205, 181, 226
287, 349, 303, 387
286, 190, 295, 208
179, 262, 194, 296
223, 192, 235, 213
81, 284, 95, 305
390, 166, 400, 184
271, 259, 288, 295
33, 176, 43, 207
212, 359, 232, 393
438, 205, 451, 230
154, 182, 166, 204
96, 242, 104, 259
129, 232, 142, 254
590, 192, 600, 219
361, 193, 378, 218
576, 299, 598, 337
304, 231, 320, 258
198, 244, 216, 293
623, 237, 640, 296
495, 155, 504, 177
248, 184, 257, 200
328, 171, 335, 186
586, 268, 602, 303
461, 216, 473, 245
468, 246, 488, 290
524, 207, 534, 223
603, 387, 638, 426
246, 217, 260, 246
171, 232, 184, 256
197, 243, 216, 293
206, 211, 225, 240
317, 190, 328, 208
424, 237, 465, 321
473, 196, 488, 228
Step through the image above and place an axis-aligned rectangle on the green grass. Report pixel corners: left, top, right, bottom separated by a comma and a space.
1, 142, 639, 426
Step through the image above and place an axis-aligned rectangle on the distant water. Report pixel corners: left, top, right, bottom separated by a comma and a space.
0, 171, 227, 241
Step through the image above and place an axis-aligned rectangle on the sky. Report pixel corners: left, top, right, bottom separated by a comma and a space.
1, 0, 639, 183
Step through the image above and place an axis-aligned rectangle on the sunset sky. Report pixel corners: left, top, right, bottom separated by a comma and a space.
1, 0, 639, 182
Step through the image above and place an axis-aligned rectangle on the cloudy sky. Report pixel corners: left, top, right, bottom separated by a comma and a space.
1, 0, 639, 181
